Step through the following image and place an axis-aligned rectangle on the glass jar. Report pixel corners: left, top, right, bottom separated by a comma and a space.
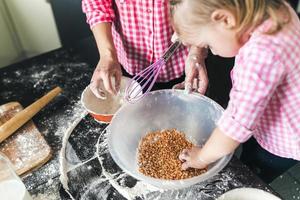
0, 152, 33, 200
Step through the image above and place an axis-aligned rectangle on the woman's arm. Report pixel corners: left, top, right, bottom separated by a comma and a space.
82, 0, 122, 96
92, 23, 117, 59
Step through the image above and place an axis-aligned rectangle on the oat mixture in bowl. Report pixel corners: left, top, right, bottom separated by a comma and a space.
138, 129, 207, 180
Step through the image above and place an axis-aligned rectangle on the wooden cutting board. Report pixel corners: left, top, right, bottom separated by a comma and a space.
0, 102, 52, 175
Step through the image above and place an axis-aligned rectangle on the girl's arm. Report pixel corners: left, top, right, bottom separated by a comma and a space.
198, 127, 240, 164
179, 127, 240, 170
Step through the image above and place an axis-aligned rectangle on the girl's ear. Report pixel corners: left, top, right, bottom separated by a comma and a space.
211, 9, 236, 29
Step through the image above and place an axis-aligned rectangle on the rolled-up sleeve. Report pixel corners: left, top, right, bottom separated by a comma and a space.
82, 0, 115, 28
218, 44, 285, 143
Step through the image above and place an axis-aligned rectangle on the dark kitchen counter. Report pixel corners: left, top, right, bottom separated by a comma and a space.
0, 41, 280, 200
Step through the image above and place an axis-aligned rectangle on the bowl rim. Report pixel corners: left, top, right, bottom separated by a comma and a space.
216, 187, 281, 200
80, 85, 113, 116
80, 76, 133, 116
107, 89, 233, 189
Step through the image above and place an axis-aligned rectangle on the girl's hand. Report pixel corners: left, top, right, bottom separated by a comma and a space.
90, 55, 122, 98
179, 146, 209, 170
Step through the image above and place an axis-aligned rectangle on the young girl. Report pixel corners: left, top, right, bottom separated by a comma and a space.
172, 0, 300, 182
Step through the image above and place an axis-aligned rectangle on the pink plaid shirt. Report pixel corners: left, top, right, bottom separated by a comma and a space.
82, 0, 188, 82
218, 9, 300, 160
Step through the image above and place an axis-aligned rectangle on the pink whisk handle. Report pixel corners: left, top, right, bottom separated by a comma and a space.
125, 41, 181, 103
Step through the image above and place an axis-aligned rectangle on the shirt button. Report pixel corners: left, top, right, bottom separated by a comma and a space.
147, 9, 152, 13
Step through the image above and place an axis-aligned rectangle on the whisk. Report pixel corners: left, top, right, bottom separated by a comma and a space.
125, 40, 181, 103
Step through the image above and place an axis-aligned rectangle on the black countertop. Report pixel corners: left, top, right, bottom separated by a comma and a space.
0, 45, 280, 200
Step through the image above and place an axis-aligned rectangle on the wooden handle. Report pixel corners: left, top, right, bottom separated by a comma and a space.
0, 87, 62, 143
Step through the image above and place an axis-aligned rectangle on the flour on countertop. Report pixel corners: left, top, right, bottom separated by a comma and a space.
31, 177, 61, 200
23, 100, 88, 198
94, 133, 161, 200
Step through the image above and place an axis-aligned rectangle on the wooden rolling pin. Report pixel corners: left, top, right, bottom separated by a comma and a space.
0, 86, 62, 143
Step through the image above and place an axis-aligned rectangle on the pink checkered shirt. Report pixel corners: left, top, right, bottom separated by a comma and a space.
218, 9, 300, 160
82, 0, 188, 82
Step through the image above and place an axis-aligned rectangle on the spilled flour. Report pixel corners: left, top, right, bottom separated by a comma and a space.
23, 99, 89, 199
95, 132, 161, 200
59, 106, 88, 200
59, 121, 160, 200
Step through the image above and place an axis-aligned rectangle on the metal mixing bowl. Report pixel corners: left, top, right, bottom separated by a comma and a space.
108, 89, 232, 189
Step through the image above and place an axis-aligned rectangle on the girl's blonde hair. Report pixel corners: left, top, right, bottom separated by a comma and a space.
171, 0, 291, 42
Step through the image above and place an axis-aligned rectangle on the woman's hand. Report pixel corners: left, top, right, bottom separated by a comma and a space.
89, 23, 122, 98
179, 146, 209, 170
173, 46, 209, 94
90, 55, 122, 98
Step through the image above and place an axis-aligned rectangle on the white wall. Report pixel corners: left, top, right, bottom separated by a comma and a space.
0, 0, 61, 68
5, 0, 61, 57
0, 1, 22, 67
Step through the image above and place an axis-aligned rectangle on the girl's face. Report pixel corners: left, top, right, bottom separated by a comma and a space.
175, 8, 247, 58
181, 23, 242, 58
